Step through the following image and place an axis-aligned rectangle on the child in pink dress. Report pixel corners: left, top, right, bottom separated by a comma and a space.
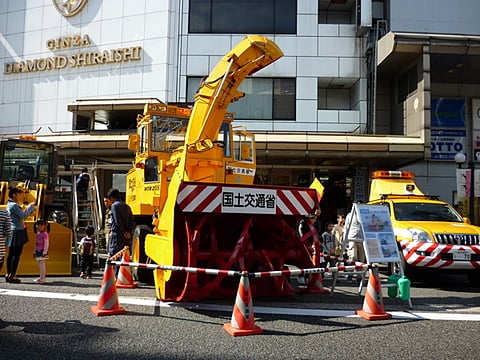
33, 219, 49, 284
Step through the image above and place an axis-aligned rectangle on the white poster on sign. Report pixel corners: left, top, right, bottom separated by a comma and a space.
351, 204, 400, 263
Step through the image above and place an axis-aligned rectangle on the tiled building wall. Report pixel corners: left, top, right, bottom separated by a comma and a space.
0, 0, 173, 135
0, 1, 367, 137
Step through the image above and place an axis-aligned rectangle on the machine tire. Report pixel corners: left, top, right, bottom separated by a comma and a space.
131, 225, 154, 284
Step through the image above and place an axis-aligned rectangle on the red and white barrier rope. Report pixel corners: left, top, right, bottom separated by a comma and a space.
108, 260, 241, 277
107, 259, 371, 278
251, 263, 370, 278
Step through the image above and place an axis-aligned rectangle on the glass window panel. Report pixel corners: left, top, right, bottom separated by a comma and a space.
189, 0, 211, 33
189, 0, 296, 34
187, 77, 295, 120
212, 0, 273, 34
1, 140, 54, 185
275, 0, 297, 33
144, 157, 159, 183
229, 78, 272, 119
187, 77, 203, 102
273, 78, 295, 119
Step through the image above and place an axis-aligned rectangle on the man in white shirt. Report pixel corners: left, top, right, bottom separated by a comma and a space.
343, 209, 366, 263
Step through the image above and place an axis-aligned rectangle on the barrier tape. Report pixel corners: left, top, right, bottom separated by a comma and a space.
106, 246, 129, 262
251, 263, 370, 278
108, 260, 241, 277
323, 254, 358, 265
107, 260, 372, 279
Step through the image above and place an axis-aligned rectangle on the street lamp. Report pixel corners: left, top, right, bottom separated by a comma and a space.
455, 152, 475, 223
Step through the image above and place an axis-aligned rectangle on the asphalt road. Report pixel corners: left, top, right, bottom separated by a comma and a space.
1, 263, 479, 360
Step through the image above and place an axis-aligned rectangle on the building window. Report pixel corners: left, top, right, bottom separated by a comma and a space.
187, 77, 296, 120
398, 66, 418, 104
318, 0, 355, 24
318, 86, 353, 110
189, 0, 296, 34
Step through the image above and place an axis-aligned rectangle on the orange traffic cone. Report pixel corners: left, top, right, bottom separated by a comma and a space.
116, 250, 138, 289
91, 264, 126, 316
223, 273, 263, 337
356, 268, 392, 320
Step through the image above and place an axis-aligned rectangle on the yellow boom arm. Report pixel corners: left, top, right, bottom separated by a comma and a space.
186, 35, 283, 145
146, 36, 283, 291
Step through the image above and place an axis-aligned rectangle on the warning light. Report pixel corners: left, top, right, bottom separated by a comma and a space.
19, 135, 37, 140
371, 170, 415, 179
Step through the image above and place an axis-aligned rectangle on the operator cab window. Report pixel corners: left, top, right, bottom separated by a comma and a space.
219, 122, 231, 158
144, 157, 158, 182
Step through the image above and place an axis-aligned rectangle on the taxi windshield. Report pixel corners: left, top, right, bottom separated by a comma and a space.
393, 202, 463, 222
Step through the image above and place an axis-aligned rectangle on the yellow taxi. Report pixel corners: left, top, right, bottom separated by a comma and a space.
368, 170, 480, 283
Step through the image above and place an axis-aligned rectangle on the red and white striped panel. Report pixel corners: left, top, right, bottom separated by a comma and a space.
401, 240, 480, 270
177, 183, 317, 215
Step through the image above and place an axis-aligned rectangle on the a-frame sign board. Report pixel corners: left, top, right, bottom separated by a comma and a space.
345, 203, 400, 264
342, 203, 413, 308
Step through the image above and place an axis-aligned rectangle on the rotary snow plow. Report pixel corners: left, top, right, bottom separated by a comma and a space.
126, 36, 323, 301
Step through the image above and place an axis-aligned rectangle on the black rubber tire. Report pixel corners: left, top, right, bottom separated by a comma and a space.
131, 225, 154, 284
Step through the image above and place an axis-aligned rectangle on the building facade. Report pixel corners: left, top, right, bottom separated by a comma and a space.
1, 0, 480, 222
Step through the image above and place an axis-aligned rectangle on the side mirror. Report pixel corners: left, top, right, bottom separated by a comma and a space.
241, 144, 251, 161
128, 134, 140, 151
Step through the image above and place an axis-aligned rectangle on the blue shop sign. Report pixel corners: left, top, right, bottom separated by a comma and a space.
431, 99, 466, 160
431, 98, 465, 128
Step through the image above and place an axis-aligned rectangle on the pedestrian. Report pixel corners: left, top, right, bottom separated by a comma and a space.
321, 222, 336, 267
5, 187, 35, 283
297, 207, 322, 284
33, 219, 49, 284
105, 188, 133, 275
333, 213, 346, 260
103, 194, 113, 250
78, 225, 96, 279
76, 167, 90, 201
298, 207, 322, 249
0, 208, 12, 272
343, 207, 366, 263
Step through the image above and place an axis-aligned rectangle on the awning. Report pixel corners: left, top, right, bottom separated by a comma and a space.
67, 98, 165, 112
35, 131, 426, 170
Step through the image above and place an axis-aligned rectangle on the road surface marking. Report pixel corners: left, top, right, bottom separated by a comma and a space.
1, 287, 479, 321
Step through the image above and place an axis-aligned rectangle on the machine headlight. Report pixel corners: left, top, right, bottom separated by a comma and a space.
408, 228, 433, 242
